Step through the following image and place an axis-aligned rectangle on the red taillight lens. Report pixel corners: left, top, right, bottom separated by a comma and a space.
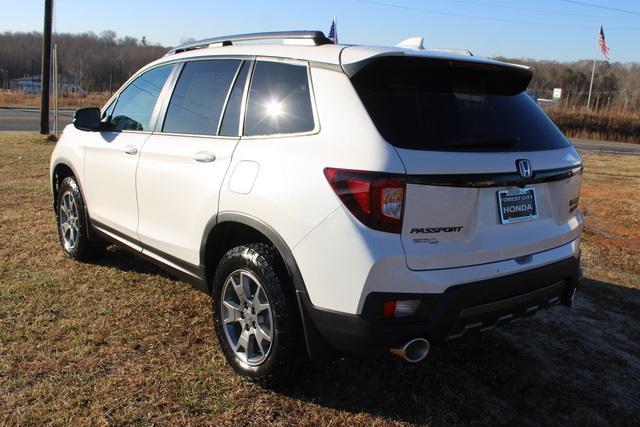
324, 168, 406, 234
383, 301, 397, 318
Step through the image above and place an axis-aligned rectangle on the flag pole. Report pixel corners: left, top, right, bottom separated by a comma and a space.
586, 30, 598, 110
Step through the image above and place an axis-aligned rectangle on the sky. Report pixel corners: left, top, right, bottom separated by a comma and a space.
3, 0, 640, 62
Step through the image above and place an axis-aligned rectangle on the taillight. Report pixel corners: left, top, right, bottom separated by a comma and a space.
324, 168, 406, 234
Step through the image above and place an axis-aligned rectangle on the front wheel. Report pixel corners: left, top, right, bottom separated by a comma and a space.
55, 176, 104, 261
212, 243, 303, 385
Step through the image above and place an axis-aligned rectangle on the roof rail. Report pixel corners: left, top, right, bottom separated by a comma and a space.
166, 31, 331, 55
426, 48, 473, 56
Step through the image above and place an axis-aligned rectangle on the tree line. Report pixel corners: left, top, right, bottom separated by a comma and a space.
0, 31, 166, 91
496, 56, 640, 111
1, 31, 639, 111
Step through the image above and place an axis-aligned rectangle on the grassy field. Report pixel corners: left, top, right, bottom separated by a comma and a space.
1, 133, 639, 426
0, 91, 111, 110
546, 108, 640, 145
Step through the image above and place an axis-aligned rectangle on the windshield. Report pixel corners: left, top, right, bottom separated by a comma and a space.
350, 56, 570, 152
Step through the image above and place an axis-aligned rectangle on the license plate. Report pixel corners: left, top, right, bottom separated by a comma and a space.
497, 188, 538, 224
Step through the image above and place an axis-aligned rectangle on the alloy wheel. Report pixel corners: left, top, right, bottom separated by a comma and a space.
59, 190, 80, 252
221, 269, 274, 366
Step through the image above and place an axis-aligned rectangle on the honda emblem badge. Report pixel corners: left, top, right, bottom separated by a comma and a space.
516, 159, 533, 179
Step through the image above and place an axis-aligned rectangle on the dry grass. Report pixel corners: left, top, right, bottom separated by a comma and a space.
0, 91, 110, 109
0, 132, 639, 426
546, 108, 640, 144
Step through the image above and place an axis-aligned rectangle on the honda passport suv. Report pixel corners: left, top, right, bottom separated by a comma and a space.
50, 31, 583, 382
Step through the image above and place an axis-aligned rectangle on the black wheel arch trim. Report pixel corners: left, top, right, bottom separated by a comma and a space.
201, 212, 339, 362
200, 212, 307, 292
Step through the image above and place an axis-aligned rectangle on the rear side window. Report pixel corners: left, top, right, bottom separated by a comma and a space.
110, 65, 172, 131
244, 61, 314, 136
350, 57, 570, 152
163, 60, 241, 135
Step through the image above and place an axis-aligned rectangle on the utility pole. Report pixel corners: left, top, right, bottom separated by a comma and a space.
31, 58, 35, 93
40, 0, 53, 135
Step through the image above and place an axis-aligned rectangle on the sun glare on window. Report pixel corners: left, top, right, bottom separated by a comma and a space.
265, 99, 284, 117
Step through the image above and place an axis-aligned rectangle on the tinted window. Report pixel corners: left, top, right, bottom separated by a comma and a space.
245, 61, 314, 136
350, 57, 570, 152
163, 60, 240, 135
110, 65, 172, 131
219, 61, 250, 136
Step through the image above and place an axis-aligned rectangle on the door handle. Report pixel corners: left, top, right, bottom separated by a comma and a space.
193, 151, 216, 163
124, 145, 138, 155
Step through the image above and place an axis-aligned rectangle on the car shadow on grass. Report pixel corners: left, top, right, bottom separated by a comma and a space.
274, 278, 640, 426
93, 245, 176, 281
83, 247, 640, 425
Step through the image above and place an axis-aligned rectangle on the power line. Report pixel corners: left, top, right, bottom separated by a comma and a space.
559, 0, 640, 16
444, 0, 637, 20
351, 0, 640, 31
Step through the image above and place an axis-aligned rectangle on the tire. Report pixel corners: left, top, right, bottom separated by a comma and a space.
55, 176, 105, 261
212, 243, 303, 385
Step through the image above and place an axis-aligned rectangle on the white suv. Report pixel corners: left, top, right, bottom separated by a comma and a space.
51, 31, 583, 382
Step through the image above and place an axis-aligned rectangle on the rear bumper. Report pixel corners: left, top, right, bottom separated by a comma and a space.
298, 256, 580, 358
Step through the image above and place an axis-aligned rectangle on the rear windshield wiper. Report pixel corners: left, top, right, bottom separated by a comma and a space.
440, 137, 520, 149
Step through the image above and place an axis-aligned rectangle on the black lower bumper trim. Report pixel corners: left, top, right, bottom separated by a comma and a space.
299, 256, 580, 357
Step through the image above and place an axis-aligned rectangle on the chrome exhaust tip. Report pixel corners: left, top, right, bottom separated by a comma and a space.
390, 338, 430, 363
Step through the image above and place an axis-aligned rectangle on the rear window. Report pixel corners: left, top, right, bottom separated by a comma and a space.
350, 57, 570, 152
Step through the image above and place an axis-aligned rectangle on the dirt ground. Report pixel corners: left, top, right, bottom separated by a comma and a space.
1, 132, 638, 426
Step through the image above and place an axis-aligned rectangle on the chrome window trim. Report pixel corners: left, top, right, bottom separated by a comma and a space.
150, 62, 182, 132
237, 60, 256, 137
216, 60, 245, 136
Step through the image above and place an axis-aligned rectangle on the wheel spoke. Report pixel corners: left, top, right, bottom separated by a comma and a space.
235, 330, 250, 352
253, 289, 270, 314
255, 323, 271, 343
230, 276, 246, 304
223, 301, 242, 324
240, 272, 252, 298
254, 332, 266, 355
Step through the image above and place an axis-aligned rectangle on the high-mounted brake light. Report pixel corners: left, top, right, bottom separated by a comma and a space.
324, 168, 406, 234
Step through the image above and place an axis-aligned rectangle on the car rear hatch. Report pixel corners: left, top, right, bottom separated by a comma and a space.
346, 52, 583, 270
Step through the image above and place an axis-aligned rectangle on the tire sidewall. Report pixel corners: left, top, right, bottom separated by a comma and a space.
212, 245, 293, 380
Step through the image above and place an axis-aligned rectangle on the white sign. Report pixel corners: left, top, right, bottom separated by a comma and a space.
553, 88, 562, 100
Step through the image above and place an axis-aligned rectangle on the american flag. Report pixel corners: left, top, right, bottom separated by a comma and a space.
328, 17, 338, 44
598, 26, 610, 60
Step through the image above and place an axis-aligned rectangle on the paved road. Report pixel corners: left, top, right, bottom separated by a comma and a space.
0, 108, 74, 131
569, 138, 640, 156
1, 108, 639, 155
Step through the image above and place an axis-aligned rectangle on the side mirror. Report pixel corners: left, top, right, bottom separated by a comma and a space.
73, 107, 102, 131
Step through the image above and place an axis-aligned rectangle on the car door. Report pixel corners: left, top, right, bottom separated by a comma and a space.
135, 59, 250, 270
83, 64, 174, 243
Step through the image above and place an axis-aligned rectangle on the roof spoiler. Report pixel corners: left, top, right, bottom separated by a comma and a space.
344, 55, 533, 95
